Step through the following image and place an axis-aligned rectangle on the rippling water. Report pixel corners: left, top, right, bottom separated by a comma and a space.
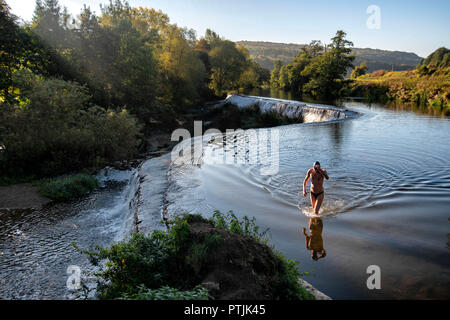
0, 169, 137, 299
1, 97, 449, 300
166, 98, 450, 299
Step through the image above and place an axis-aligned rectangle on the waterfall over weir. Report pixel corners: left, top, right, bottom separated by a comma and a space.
224, 94, 359, 123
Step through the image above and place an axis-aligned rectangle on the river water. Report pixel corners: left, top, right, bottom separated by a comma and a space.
0, 169, 138, 299
165, 95, 450, 299
1, 95, 449, 300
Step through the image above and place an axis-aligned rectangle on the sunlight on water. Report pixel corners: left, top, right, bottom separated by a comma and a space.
164, 97, 450, 299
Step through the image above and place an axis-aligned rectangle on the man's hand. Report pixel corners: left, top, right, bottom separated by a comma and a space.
317, 168, 329, 180
303, 190, 307, 197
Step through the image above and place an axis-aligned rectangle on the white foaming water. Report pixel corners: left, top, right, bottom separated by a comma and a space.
225, 94, 358, 123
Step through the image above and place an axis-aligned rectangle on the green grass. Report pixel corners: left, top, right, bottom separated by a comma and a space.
33, 173, 98, 201
349, 67, 450, 109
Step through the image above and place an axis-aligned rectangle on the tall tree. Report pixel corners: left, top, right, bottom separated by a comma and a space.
301, 30, 355, 99
270, 60, 283, 88
208, 38, 247, 95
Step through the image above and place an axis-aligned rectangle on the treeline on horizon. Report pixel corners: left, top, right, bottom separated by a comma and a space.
268, 37, 449, 110
238, 41, 424, 73
0, 0, 269, 177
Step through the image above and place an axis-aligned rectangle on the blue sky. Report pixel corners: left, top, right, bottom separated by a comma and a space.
8, 0, 450, 57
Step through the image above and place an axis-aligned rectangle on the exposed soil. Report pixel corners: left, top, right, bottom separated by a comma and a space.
0, 183, 51, 210
186, 220, 289, 300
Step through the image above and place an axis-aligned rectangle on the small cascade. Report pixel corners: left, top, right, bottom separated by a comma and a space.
127, 154, 172, 235
225, 94, 358, 123
129, 95, 361, 232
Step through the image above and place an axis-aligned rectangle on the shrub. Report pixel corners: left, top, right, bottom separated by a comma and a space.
76, 232, 173, 300
271, 251, 314, 300
76, 212, 313, 300
34, 173, 98, 201
371, 69, 386, 77
210, 210, 269, 241
0, 70, 142, 177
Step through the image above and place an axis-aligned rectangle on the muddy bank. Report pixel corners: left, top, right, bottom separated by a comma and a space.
184, 218, 324, 300
0, 183, 51, 210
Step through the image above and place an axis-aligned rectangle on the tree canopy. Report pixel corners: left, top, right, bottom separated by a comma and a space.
270, 30, 355, 99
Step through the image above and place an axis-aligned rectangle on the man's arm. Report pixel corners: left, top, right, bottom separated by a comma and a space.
302, 228, 310, 249
303, 169, 311, 196
320, 169, 329, 180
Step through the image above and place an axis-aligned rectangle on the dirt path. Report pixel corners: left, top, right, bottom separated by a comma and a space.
0, 183, 51, 210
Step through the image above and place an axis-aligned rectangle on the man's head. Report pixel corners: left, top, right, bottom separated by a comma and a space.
314, 161, 321, 170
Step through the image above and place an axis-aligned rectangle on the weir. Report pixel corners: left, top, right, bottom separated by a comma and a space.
128, 95, 361, 233
225, 94, 359, 123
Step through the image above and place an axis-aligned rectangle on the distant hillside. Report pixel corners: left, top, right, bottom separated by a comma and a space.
420, 47, 450, 68
238, 41, 423, 73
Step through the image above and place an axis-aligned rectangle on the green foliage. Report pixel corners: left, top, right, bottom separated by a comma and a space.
420, 47, 450, 68
77, 214, 220, 299
33, 173, 98, 201
119, 285, 209, 300
271, 251, 315, 300
186, 233, 223, 268
269, 31, 355, 99
0, 1, 70, 103
349, 67, 450, 109
351, 62, 368, 79
210, 210, 269, 242
0, 70, 142, 176
77, 212, 313, 300
270, 60, 283, 88
301, 31, 355, 99
208, 40, 248, 96
77, 232, 174, 299
238, 40, 421, 72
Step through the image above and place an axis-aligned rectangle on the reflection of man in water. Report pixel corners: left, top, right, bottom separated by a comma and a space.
303, 161, 329, 215
302, 218, 326, 261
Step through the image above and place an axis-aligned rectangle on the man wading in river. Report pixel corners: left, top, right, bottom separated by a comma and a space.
302, 161, 329, 215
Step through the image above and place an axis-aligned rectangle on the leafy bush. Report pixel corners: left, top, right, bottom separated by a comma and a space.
76, 232, 173, 300
76, 212, 313, 300
210, 210, 269, 241
350, 67, 450, 109
371, 69, 386, 77
34, 173, 98, 201
271, 251, 314, 300
0, 70, 142, 177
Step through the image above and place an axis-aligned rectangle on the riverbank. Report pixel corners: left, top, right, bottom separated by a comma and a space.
78, 212, 317, 300
346, 67, 450, 115
160, 95, 450, 299
0, 183, 51, 210
0, 94, 346, 300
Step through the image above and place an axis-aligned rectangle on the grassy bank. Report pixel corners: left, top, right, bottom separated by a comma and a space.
75, 211, 314, 300
33, 173, 98, 201
346, 68, 450, 114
